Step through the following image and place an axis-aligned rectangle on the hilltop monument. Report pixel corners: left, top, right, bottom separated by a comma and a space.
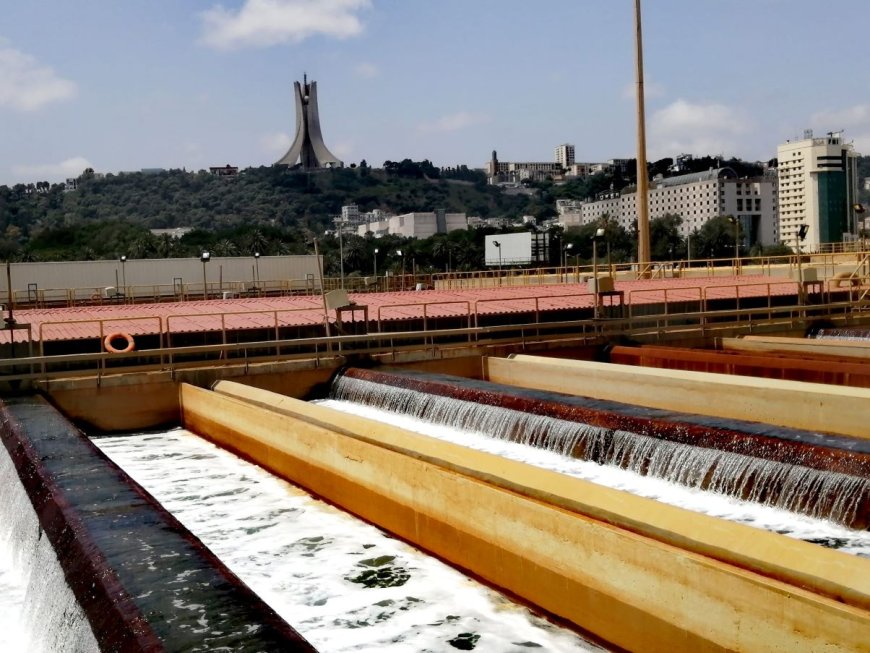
275, 75, 343, 169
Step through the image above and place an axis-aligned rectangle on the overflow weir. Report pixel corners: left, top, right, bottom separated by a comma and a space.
326, 368, 870, 529
0, 394, 316, 652
178, 377, 870, 652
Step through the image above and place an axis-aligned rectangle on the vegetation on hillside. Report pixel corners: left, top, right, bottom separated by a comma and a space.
2, 154, 863, 273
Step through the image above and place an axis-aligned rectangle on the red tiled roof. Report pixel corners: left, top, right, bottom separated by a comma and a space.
0, 275, 798, 344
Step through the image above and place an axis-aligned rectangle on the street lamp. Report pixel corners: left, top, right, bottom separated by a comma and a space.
854, 204, 866, 253
727, 215, 740, 261
253, 252, 260, 291
200, 251, 210, 300
373, 247, 379, 278
795, 223, 809, 305
493, 240, 502, 276
562, 242, 573, 268
396, 249, 405, 290
592, 227, 605, 318
335, 219, 345, 289
119, 255, 127, 300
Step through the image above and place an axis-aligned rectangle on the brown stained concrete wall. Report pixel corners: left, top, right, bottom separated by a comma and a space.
608, 345, 870, 387
181, 382, 870, 653
41, 360, 343, 432
724, 336, 870, 359
488, 355, 870, 440
40, 353, 491, 432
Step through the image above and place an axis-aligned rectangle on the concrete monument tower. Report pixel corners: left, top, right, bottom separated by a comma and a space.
275, 75, 343, 169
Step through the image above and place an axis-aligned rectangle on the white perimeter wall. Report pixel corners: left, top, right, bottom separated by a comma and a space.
4, 255, 322, 294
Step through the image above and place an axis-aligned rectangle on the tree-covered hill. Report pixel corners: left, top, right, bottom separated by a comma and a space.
0, 163, 533, 260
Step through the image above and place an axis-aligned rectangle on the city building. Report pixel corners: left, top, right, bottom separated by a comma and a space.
356, 209, 468, 238
554, 144, 575, 168
776, 130, 861, 251
487, 149, 564, 184
209, 165, 239, 177
487, 147, 611, 184
150, 227, 193, 239
564, 168, 779, 250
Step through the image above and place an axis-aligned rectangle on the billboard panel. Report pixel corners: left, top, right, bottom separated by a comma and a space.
485, 232, 533, 266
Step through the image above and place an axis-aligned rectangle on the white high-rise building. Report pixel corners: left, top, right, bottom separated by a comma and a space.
777, 131, 861, 251
569, 168, 779, 250
554, 144, 575, 168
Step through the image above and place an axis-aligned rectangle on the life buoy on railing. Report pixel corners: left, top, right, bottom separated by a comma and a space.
104, 332, 135, 354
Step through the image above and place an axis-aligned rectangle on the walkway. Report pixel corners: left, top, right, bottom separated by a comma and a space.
0, 275, 798, 345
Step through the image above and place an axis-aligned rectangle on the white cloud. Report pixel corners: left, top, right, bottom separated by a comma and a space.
811, 104, 870, 154
418, 111, 490, 134
200, 0, 371, 50
353, 61, 379, 78
649, 99, 752, 159
12, 157, 93, 182
260, 131, 292, 155
0, 42, 77, 111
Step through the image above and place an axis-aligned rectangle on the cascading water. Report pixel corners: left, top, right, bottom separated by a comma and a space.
0, 447, 99, 653
329, 374, 870, 529
813, 327, 870, 341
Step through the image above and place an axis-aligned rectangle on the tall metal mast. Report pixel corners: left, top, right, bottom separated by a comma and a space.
634, 0, 650, 274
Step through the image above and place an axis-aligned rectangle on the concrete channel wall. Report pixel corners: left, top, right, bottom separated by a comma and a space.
486, 355, 870, 440
0, 394, 317, 652
181, 381, 870, 652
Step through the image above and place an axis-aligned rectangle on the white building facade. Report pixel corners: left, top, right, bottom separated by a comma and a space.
554, 144, 575, 168
356, 210, 468, 238
777, 131, 861, 251
563, 168, 779, 249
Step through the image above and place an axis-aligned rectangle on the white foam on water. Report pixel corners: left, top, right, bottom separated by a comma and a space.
94, 430, 605, 653
0, 446, 100, 653
317, 399, 870, 558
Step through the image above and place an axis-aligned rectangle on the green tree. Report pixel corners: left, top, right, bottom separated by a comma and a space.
649, 213, 683, 261
694, 215, 741, 260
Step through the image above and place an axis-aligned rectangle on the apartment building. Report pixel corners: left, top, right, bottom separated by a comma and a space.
356, 209, 468, 238
565, 168, 779, 249
554, 144, 575, 168
777, 131, 861, 251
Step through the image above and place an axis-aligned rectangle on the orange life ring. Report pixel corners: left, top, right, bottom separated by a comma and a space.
104, 332, 135, 354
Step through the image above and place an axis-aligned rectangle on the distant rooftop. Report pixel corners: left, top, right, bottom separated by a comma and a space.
656, 167, 737, 188
150, 227, 193, 239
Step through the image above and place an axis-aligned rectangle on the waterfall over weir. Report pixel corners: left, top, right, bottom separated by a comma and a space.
814, 327, 870, 341
330, 370, 870, 530
0, 442, 99, 652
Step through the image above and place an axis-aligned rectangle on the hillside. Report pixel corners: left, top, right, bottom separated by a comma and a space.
0, 164, 533, 261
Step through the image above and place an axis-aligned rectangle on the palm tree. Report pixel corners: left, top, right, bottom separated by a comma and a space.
245, 228, 269, 255
213, 239, 239, 257
343, 236, 368, 274
131, 234, 157, 259
156, 234, 176, 258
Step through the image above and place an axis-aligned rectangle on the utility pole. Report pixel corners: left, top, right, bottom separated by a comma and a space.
634, 0, 651, 276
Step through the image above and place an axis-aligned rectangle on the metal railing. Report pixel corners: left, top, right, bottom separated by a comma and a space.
8, 248, 870, 310
37, 315, 165, 356
375, 300, 473, 333
8, 275, 866, 351
0, 295, 863, 387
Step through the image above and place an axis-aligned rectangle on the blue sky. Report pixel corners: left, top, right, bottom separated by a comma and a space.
2, 0, 868, 185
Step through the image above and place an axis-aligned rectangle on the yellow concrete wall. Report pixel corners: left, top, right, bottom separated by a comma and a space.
41, 360, 341, 432
182, 382, 870, 652
487, 355, 870, 440
723, 335, 870, 360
